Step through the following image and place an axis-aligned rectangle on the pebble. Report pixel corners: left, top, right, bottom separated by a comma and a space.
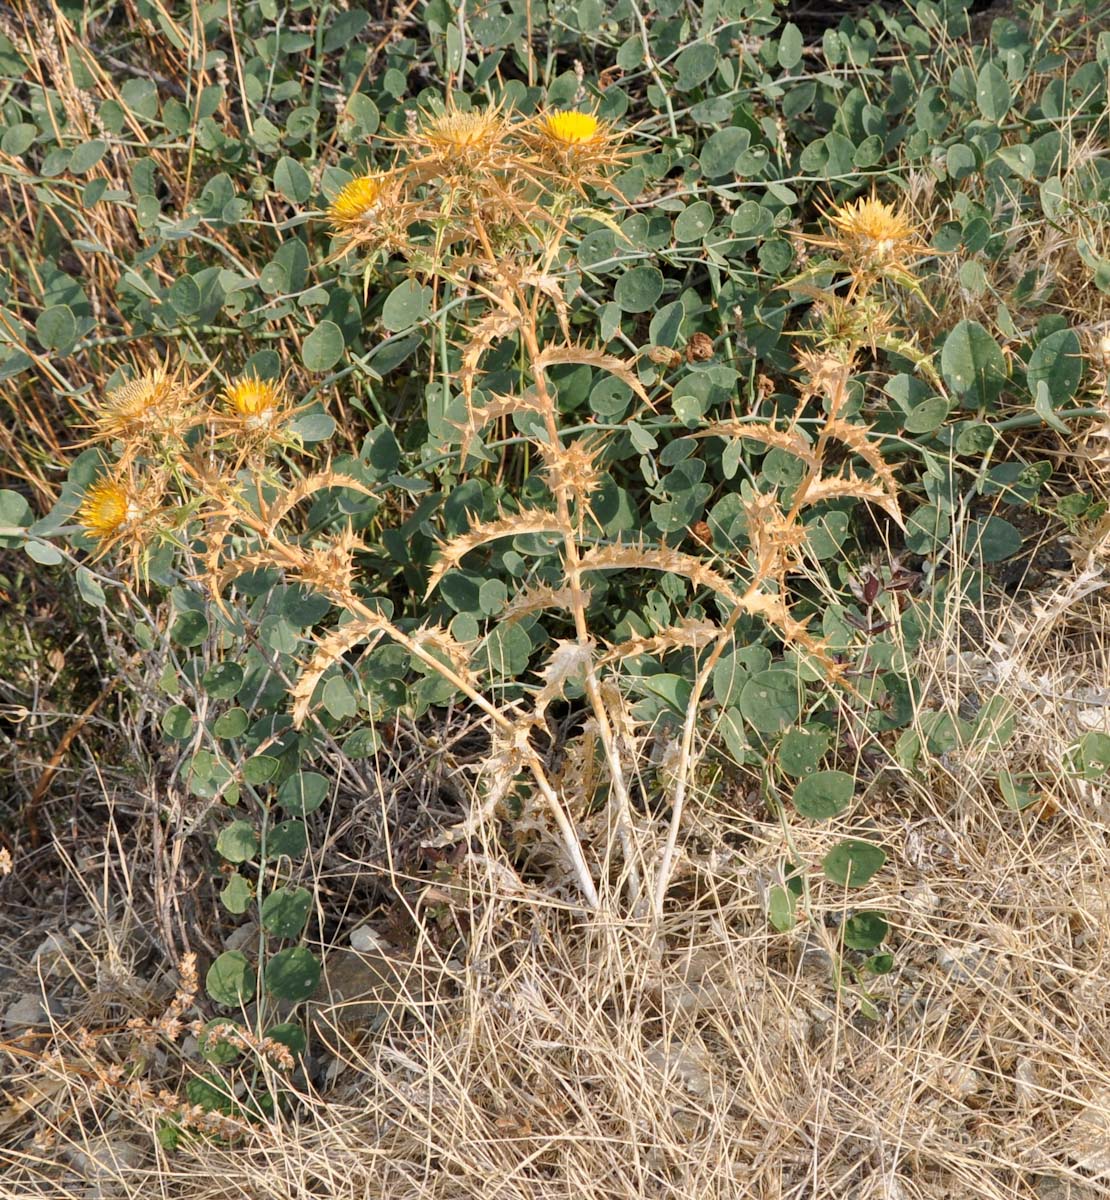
3, 992, 64, 1031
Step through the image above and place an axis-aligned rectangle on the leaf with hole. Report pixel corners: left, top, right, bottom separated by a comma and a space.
778, 727, 830, 778
268, 820, 308, 858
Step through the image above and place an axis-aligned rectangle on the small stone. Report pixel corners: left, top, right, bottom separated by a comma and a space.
3, 993, 63, 1031
32, 932, 72, 975
68, 1136, 143, 1191
349, 924, 387, 954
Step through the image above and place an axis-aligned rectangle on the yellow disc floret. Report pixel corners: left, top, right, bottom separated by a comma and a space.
541, 110, 601, 146
222, 374, 282, 424
78, 478, 131, 542
328, 175, 386, 227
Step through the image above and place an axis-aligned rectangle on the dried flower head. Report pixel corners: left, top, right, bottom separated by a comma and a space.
825, 196, 923, 266
77, 477, 134, 543
540, 110, 601, 146
223, 374, 283, 428
98, 368, 174, 436
89, 361, 202, 454
422, 107, 506, 151
328, 174, 388, 228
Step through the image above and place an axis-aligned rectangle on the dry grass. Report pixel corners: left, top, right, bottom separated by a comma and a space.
3, 532, 1109, 1200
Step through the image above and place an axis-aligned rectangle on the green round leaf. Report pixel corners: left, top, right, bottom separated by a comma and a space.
1027, 328, 1083, 405
968, 516, 1022, 563
904, 396, 949, 434
268, 819, 308, 858
941, 320, 1007, 407
674, 42, 719, 91
213, 707, 249, 739
216, 820, 260, 864
202, 662, 244, 699
843, 911, 889, 950
382, 279, 432, 331
1, 123, 37, 156
264, 946, 320, 1003
35, 305, 77, 353
265, 1021, 307, 1056
905, 503, 951, 554
976, 62, 1012, 121
301, 320, 345, 372
69, 139, 107, 174
778, 22, 804, 69
822, 839, 887, 887
793, 770, 855, 819
274, 156, 312, 203
739, 670, 800, 734
674, 201, 715, 243
261, 886, 313, 938
700, 127, 750, 180
289, 410, 336, 442
205, 950, 255, 1006
161, 704, 194, 740
779, 727, 831, 778
1074, 730, 1110, 779
243, 754, 279, 785
614, 265, 663, 313
277, 770, 328, 816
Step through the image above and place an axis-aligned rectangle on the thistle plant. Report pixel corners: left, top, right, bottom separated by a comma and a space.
68, 102, 914, 920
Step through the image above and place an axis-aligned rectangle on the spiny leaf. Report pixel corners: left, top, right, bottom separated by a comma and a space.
502, 581, 585, 623
455, 391, 544, 464
534, 342, 651, 405
426, 509, 567, 597
291, 615, 386, 728
599, 617, 721, 666
534, 639, 593, 720
459, 308, 521, 403
800, 472, 903, 527
578, 540, 742, 607
264, 471, 377, 532
820, 419, 903, 526
694, 421, 817, 468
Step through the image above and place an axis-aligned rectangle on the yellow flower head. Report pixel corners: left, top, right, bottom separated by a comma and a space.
78, 478, 132, 543
329, 175, 387, 228
223, 374, 283, 426
826, 197, 921, 265
540, 110, 601, 147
